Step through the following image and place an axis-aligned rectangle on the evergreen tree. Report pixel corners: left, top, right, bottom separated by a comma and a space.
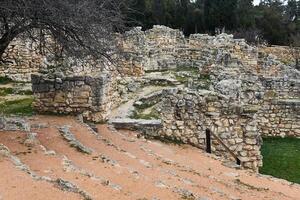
123, 0, 300, 46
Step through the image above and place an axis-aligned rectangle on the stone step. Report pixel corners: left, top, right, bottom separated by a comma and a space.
109, 118, 162, 135
134, 90, 163, 108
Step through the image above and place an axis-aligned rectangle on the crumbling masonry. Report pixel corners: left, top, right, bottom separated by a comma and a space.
1, 25, 299, 171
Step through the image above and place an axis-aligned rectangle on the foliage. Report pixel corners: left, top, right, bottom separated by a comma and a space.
0, 76, 13, 84
131, 102, 161, 120
0, 87, 33, 96
0, 98, 34, 116
130, 109, 161, 120
0, 0, 126, 61
289, 33, 300, 70
127, 0, 300, 46
0, 88, 14, 96
260, 137, 300, 184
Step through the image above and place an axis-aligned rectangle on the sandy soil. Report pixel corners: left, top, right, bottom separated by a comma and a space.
0, 115, 300, 200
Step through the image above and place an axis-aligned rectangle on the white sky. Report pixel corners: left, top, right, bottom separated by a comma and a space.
253, 0, 288, 6
254, 0, 260, 5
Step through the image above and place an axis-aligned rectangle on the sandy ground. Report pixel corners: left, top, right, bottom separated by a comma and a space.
0, 115, 300, 200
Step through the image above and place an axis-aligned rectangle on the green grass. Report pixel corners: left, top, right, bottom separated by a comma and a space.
260, 137, 300, 184
0, 98, 34, 116
0, 88, 33, 96
134, 101, 157, 110
0, 88, 14, 96
130, 109, 160, 120
0, 76, 13, 84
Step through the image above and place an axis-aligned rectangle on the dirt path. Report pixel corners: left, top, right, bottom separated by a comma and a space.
1, 115, 300, 200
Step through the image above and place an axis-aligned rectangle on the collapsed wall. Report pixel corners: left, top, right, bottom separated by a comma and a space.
155, 89, 262, 171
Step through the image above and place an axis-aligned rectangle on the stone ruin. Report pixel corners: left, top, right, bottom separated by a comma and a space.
157, 89, 262, 170
31, 73, 119, 122
1, 25, 300, 171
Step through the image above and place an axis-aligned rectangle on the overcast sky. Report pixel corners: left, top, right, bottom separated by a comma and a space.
253, 0, 260, 5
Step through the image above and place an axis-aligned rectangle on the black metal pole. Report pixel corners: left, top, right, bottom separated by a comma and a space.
206, 129, 211, 153
236, 158, 241, 166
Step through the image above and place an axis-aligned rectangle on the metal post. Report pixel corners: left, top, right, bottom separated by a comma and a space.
236, 158, 241, 166
206, 129, 211, 153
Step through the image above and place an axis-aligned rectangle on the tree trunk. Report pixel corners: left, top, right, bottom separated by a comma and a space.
0, 32, 16, 60
0, 25, 29, 61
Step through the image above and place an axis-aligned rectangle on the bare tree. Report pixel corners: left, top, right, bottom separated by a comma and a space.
0, 0, 126, 62
290, 33, 300, 70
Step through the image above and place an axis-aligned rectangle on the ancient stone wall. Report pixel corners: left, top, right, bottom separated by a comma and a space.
258, 99, 300, 137
1, 36, 112, 82
0, 37, 45, 82
156, 89, 262, 171
2, 25, 299, 142
31, 72, 121, 122
261, 78, 300, 99
120, 26, 258, 75
257, 77, 300, 137
257, 49, 300, 78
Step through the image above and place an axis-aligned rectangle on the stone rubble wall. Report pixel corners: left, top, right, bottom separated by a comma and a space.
156, 89, 262, 171
0, 37, 45, 82
120, 26, 258, 75
257, 77, 300, 137
0, 35, 110, 82
258, 99, 300, 137
257, 49, 300, 79
31, 72, 121, 122
2, 25, 299, 141
261, 78, 300, 99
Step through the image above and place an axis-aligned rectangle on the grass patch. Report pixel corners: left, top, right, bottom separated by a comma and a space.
260, 137, 300, 184
134, 101, 157, 110
172, 66, 199, 73
130, 109, 160, 120
0, 76, 13, 84
0, 98, 34, 116
174, 74, 189, 83
0, 88, 33, 96
15, 89, 33, 95
0, 88, 14, 96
